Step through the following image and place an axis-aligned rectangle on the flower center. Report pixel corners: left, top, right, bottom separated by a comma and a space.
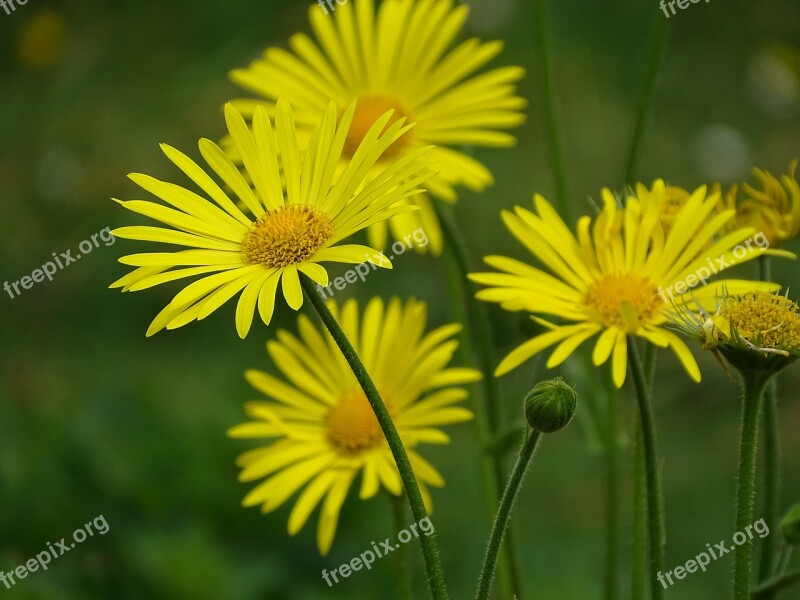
241, 204, 332, 268
343, 95, 411, 160
720, 292, 800, 350
584, 274, 661, 332
325, 390, 391, 455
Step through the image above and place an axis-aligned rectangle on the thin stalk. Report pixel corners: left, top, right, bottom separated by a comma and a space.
301, 276, 449, 599
751, 568, 800, 599
631, 422, 648, 600
758, 257, 781, 583
734, 372, 770, 600
391, 493, 413, 600
628, 338, 666, 600
624, 17, 670, 185
434, 200, 522, 598
475, 429, 542, 600
532, 0, 569, 217
604, 371, 621, 600
631, 343, 658, 599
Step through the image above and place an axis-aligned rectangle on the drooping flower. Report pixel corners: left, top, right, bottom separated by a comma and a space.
112, 100, 433, 338
469, 182, 783, 387
228, 297, 478, 554
227, 0, 526, 254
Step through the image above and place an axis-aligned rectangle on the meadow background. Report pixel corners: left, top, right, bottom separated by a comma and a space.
0, 0, 798, 598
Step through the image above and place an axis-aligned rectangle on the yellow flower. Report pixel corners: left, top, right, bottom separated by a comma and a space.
469, 182, 780, 387
655, 183, 692, 233
737, 159, 800, 247
228, 0, 526, 255
111, 100, 434, 338
228, 297, 478, 555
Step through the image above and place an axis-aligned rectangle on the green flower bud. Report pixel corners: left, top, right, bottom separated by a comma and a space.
524, 377, 577, 433
781, 503, 800, 546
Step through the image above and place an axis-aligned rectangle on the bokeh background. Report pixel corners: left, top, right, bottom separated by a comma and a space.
1, 0, 799, 598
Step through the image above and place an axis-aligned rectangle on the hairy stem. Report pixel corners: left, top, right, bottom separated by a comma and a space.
757, 256, 781, 585
628, 338, 666, 600
734, 372, 769, 600
301, 277, 448, 599
475, 429, 542, 600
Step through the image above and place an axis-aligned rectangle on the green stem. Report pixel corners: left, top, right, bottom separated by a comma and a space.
434, 200, 522, 598
631, 343, 658, 600
751, 568, 800, 599
631, 422, 648, 600
624, 16, 670, 186
604, 371, 621, 600
532, 0, 569, 217
300, 276, 448, 599
475, 429, 542, 600
391, 493, 413, 600
734, 372, 770, 600
758, 257, 781, 584
627, 338, 666, 600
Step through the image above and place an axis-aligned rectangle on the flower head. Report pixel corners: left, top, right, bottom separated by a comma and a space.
112, 100, 434, 338
227, 0, 526, 254
470, 182, 781, 387
731, 160, 800, 247
227, 297, 478, 554
669, 290, 800, 376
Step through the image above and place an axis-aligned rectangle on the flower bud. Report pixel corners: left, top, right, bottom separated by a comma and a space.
524, 377, 577, 433
781, 503, 800, 546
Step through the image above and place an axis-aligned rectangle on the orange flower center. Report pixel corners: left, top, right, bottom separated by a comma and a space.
241, 204, 332, 268
584, 274, 661, 332
343, 95, 411, 161
325, 390, 392, 455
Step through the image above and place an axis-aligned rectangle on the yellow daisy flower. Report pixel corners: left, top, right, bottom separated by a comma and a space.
228, 0, 526, 254
227, 297, 478, 555
469, 182, 781, 387
738, 159, 800, 247
111, 100, 434, 338
655, 183, 691, 233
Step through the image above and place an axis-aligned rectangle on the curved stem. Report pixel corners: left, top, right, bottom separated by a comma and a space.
301, 276, 449, 599
757, 256, 781, 584
434, 200, 522, 598
624, 17, 670, 185
751, 568, 800, 599
532, 0, 569, 217
627, 338, 666, 600
391, 493, 413, 600
734, 373, 769, 600
475, 429, 542, 600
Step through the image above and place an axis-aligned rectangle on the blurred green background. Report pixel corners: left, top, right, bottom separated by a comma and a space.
1, 0, 798, 598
